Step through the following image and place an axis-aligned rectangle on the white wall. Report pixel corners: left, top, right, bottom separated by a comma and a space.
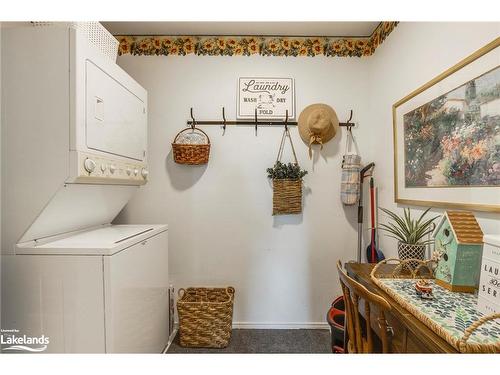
115, 22, 500, 327
367, 22, 500, 258
115, 55, 370, 327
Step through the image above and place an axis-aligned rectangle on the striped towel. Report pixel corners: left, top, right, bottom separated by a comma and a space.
341, 154, 361, 205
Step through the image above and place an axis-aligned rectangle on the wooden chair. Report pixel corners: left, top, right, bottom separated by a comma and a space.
336, 260, 393, 353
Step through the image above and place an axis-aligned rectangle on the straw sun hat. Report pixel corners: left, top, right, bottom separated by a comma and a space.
298, 104, 339, 158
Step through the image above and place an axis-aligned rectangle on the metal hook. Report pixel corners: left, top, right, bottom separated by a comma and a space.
346, 109, 353, 132
190, 107, 196, 129
254, 108, 258, 136
284, 110, 289, 131
222, 107, 227, 132
346, 109, 353, 124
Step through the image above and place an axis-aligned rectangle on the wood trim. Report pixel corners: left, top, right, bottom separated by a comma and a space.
392, 37, 500, 213
395, 198, 500, 213
435, 278, 477, 293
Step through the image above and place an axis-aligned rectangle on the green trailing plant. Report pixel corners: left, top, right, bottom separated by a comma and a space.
379, 207, 439, 245
266, 161, 308, 180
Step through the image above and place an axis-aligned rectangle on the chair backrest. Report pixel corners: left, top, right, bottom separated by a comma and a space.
336, 260, 393, 353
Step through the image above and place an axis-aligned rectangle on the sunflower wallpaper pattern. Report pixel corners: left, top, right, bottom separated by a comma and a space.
404, 66, 500, 188
115, 22, 397, 57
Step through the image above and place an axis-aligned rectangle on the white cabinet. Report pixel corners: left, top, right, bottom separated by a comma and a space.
10, 225, 169, 353
104, 231, 169, 353
1, 254, 106, 353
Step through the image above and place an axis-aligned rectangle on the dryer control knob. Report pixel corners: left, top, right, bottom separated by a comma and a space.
141, 168, 149, 179
134, 168, 139, 176
126, 168, 132, 176
84, 158, 96, 173
109, 164, 116, 174
100, 164, 107, 173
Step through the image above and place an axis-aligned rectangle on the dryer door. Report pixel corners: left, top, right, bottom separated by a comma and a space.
85, 60, 147, 161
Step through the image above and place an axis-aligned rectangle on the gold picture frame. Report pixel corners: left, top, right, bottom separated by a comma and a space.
393, 37, 500, 212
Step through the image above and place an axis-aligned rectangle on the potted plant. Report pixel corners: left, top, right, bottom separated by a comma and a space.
267, 161, 308, 215
379, 207, 438, 261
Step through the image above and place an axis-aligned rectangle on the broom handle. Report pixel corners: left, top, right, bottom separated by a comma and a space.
374, 187, 379, 245
370, 179, 375, 244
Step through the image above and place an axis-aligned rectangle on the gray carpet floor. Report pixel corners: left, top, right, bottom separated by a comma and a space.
167, 329, 331, 354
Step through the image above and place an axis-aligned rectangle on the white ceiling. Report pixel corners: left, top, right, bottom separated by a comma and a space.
100, 22, 380, 37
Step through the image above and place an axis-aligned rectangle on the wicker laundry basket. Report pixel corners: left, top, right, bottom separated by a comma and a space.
172, 127, 211, 165
177, 286, 235, 348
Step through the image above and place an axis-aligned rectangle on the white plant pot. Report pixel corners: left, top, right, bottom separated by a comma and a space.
397, 241, 426, 261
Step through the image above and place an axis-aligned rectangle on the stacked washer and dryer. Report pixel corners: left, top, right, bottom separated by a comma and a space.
1, 24, 170, 353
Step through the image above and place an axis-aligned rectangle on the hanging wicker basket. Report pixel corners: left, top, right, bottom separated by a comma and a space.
177, 286, 235, 348
172, 127, 211, 165
273, 179, 302, 215
271, 128, 304, 215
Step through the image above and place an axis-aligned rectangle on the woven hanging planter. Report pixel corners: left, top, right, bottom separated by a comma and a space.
270, 128, 306, 215
177, 286, 235, 348
273, 179, 302, 215
172, 126, 210, 165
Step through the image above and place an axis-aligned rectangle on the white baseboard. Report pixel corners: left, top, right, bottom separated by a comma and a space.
171, 320, 329, 331
232, 322, 329, 330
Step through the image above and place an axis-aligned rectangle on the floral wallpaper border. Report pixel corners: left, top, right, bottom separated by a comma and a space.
116, 22, 398, 58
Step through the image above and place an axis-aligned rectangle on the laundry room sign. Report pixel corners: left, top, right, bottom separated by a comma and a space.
237, 77, 295, 120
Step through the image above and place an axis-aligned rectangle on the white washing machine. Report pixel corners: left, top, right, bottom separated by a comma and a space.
6, 225, 169, 353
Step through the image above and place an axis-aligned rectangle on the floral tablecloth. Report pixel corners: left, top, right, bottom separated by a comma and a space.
378, 279, 500, 348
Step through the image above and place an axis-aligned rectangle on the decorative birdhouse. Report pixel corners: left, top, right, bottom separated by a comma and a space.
432, 211, 483, 293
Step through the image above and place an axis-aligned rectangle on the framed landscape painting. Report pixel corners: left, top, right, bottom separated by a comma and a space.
393, 38, 500, 212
